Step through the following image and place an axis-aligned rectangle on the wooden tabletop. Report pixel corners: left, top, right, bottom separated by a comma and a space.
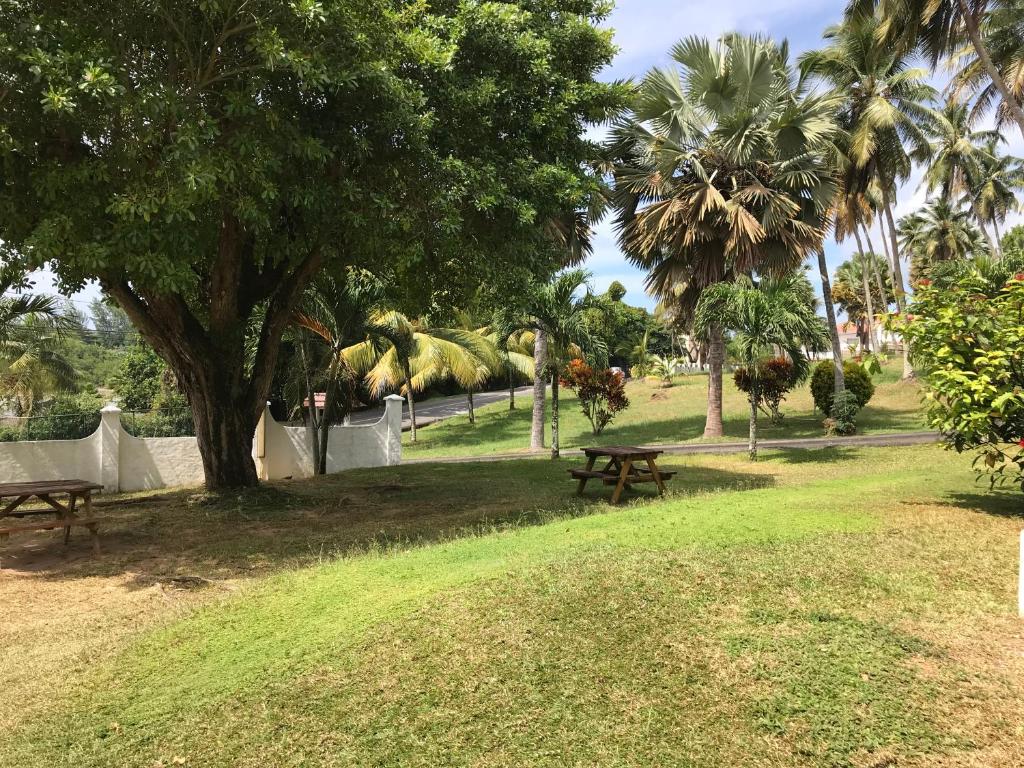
0, 479, 104, 498
581, 446, 664, 459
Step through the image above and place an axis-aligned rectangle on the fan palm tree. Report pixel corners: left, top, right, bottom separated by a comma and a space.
523, 269, 606, 459
898, 199, 989, 280
0, 264, 76, 414
611, 33, 837, 439
968, 138, 1024, 255
694, 272, 829, 460
849, 0, 1024, 137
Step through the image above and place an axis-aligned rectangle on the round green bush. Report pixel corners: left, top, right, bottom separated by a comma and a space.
810, 360, 875, 414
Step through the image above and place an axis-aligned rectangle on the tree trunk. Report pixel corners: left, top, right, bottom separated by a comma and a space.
317, 369, 337, 476
860, 223, 890, 315
851, 227, 877, 353
530, 328, 547, 449
880, 187, 914, 379
187, 383, 261, 489
958, 0, 1024, 138
992, 217, 1004, 258
508, 369, 516, 410
405, 372, 417, 443
300, 340, 322, 475
748, 384, 759, 462
703, 325, 724, 438
816, 248, 846, 396
973, 200, 998, 255
467, 390, 475, 424
550, 370, 560, 460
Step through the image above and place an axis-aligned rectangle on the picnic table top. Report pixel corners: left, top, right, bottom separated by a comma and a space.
0, 479, 103, 498
581, 445, 664, 459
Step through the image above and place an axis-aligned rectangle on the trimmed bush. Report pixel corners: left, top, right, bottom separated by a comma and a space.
810, 360, 875, 414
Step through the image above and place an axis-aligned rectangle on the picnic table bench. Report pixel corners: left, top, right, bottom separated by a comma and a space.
568, 446, 675, 504
0, 479, 104, 554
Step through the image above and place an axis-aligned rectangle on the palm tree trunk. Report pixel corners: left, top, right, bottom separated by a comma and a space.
880, 188, 914, 379
530, 328, 547, 449
748, 384, 759, 462
816, 248, 846, 396
992, 216, 1004, 258
404, 372, 417, 443
958, 0, 1024, 138
703, 325, 725, 438
851, 227, 877, 353
861, 223, 890, 316
550, 370, 560, 460
972, 200, 998, 255
317, 371, 337, 476
300, 340, 322, 473
508, 367, 515, 410
467, 390, 475, 424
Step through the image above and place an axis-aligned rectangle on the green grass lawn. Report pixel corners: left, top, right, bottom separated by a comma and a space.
3, 444, 1023, 767
404, 360, 927, 458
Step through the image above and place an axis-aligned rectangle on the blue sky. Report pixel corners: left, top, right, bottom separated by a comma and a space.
31, 1, 1024, 315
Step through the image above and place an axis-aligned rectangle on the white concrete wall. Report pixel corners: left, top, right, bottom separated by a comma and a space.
0, 396, 404, 492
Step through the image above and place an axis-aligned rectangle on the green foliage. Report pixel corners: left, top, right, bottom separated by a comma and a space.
559, 358, 629, 435
734, 357, 799, 424
88, 299, 135, 348
899, 270, 1024, 490
810, 361, 876, 415
112, 346, 165, 411
1, 391, 104, 441
1001, 224, 1024, 257
825, 390, 861, 436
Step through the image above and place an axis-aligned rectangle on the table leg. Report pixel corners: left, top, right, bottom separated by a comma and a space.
83, 492, 99, 555
63, 493, 78, 546
645, 457, 667, 495
577, 455, 597, 495
611, 458, 634, 504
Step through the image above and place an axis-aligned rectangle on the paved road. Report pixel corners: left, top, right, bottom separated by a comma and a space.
404, 431, 939, 464
348, 386, 533, 429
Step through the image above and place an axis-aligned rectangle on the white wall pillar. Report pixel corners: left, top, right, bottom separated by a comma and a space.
253, 402, 271, 481
383, 395, 405, 465
99, 403, 122, 493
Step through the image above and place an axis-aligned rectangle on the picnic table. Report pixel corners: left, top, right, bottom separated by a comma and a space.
0, 480, 103, 554
568, 446, 675, 504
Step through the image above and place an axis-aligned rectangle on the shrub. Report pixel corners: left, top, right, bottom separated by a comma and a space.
112, 345, 164, 410
19, 392, 103, 441
824, 390, 860, 436
560, 358, 630, 435
810, 360, 875, 414
734, 357, 799, 423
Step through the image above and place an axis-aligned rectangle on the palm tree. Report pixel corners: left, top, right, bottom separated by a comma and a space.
0, 264, 76, 414
832, 253, 894, 352
850, 0, 1024, 137
948, 5, 1024, 131
968, 138, 1024, 255
694, 273, 829, 460
898, 199, 989, 280
482, 323, 535, 412
352, 311, 499, 443
523, 270, 606, 459
612, 33, 837, 439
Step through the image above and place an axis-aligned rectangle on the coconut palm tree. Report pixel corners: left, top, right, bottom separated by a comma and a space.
349, 311, 499, 443
0, 264, 76, 414
694, 272, 829, 460
832, 253, 894, 352
898, 199, 989, 280
968, 138, 1024, 255
523, 269, 606, 459
850, 0, 1024, 137
948, 5, 1024, 131
611, 33, 837, 439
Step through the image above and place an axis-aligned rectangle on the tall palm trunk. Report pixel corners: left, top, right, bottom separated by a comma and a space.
748, 382, 759, 461
300, 340, 322, 473
508, 366, 516, 410
550, 370, 560, 460
404, 366, 417, 443
467, 389, 475, 424
972, 200, 998, 255
860, 224, 889, 312
703, 325, 725, 438
851, 227, 877, 353
530, 328, 547, 449
958, 0, 1024, 138
880, 186, 914, 379
816, 248, 846, 396
316, 370, 338, 475
992, 217, 1004, 258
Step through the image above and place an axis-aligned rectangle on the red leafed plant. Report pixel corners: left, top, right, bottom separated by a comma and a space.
560, 358, 630, 435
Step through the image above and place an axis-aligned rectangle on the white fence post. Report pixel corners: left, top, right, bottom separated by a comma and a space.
99, 403, 122, 493
384, 395, 405, 465
1019, 530, 1024, 618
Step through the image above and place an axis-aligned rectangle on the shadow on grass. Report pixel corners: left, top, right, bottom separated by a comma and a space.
0, 459, 773, 585
940, 490, 1024, 519
768, 447, 863, 465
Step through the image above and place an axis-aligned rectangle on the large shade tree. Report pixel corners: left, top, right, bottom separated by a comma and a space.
0, 0, 620, 488
611, 34, 837, 438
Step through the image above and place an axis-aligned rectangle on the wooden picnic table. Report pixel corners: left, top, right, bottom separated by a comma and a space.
0, 479, 103, 554
568, 446, 675, 504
